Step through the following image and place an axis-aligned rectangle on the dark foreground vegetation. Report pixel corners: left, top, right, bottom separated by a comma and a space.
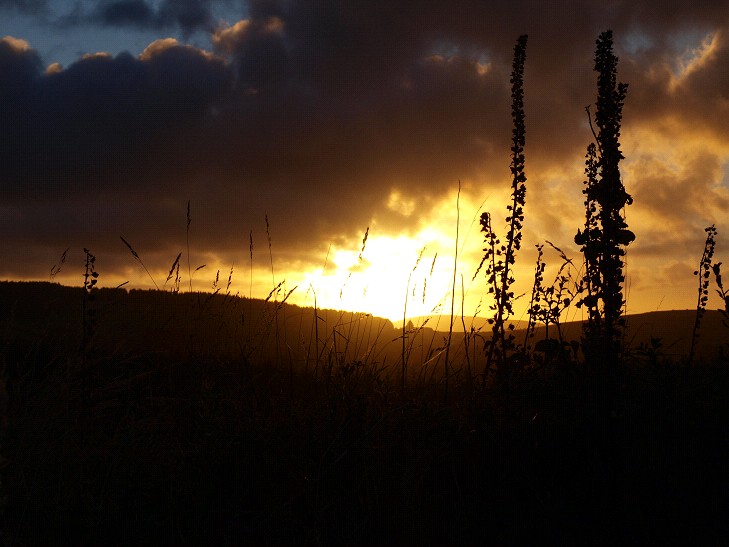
3, 31, 729, 546
1, 282, 728, 546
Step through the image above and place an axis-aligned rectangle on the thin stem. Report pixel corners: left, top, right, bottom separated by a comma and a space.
444, 180, 461, 404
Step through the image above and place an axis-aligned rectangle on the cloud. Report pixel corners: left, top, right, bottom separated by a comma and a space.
0, 0, 46, 14
157, 0, 215, 36
0, 34, 32, 52
1, 1, 729, 316
61, 0, 217, 36
0, 37, 232, 208
97, 0, 156, 27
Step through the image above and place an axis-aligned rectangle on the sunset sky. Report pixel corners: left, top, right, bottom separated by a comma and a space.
2, 0, 728, 322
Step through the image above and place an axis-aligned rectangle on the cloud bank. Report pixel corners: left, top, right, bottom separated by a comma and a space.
1, 0, 728, 316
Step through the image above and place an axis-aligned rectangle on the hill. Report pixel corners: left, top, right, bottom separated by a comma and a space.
397, 309, 727, 361
1, 281, 726, 368
2, 281, 729, 546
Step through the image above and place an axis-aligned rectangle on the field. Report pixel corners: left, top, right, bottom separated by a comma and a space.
1, 280, 728, 545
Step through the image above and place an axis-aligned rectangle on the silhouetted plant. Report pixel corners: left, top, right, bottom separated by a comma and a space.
529, 243, 578, 342
164, 252, 182, 293
689, 224, 717, 365
81, 247, 99, 407
574, 30, 634, 365
634, 336, 664, 369
81, 247, 99, 345
120, 235, 159, 290
402, 245, 425, 394
49, 247, 69, 281
477, 34, 528, 381
524, 243, 545, 354
525, 242, 580, 369
712, 262, 729, 328
443, 180, 462, 403
186, 200, 193, 293
575, 143, 601, 335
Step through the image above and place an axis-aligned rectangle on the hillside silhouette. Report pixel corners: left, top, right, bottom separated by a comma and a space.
401, 309, 727, 361
3, 279, 728, 545
2, 281, 726, 376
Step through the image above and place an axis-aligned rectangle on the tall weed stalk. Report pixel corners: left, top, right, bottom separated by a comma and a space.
689, 225, 717, 365
477, 35, 528, 382
574, 30, 634, 366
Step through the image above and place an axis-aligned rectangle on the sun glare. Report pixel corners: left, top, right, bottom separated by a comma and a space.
294, 233, 461, 323
278, 187, 507, 323
285, 187, 498, 323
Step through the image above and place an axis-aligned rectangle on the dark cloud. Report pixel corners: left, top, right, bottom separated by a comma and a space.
0, 0, 46, 13
157, 0, 215, 36
1, 38, 231, 201
97, 0, 156, 27
1, 1, 729, 310
62, 0, 217, 36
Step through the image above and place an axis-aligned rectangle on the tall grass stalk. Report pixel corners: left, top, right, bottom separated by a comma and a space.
459, 274, 474, 404
341, 228, 369, 364
265, 214, 282, 365
163, 252, 182, 292
401, 246, 425, 394
186, 200, 192, 293
443, 180, 462, 404
247, 230, 254, 345
49, 247, 69, 281
120, 236, 159, 290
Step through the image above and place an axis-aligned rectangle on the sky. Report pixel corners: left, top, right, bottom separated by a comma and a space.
1, 0, 729, 322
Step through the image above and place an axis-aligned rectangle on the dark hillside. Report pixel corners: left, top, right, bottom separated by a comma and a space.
1, 281, 728, 545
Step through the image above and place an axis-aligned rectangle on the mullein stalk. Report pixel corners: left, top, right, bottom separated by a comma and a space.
689, 225, 717, 366
480, 35, 528, 381
575, 31, 633, 366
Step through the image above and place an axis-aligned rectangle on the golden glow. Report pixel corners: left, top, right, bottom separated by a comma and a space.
139, 38, 218, 62
288, 188, 495, 322
1, 36, 31, 52
45, 62, 63, 75
294, 234, 452, 322
670, 31, 720, 91
475, 61, 491, 76
212, 17, 284, 53
386, 189, 416, 216
212, 20, 251, 51
81, 52, 113, 60
140, 38, 179, 60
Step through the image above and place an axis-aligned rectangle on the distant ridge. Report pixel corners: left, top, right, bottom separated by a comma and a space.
395, 310, 727, 360
1, 281, 726, 362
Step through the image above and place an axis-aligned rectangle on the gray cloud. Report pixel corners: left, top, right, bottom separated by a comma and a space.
0, 0, 47, 13
60, 0, 218, 36
97, 0, 156, 27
